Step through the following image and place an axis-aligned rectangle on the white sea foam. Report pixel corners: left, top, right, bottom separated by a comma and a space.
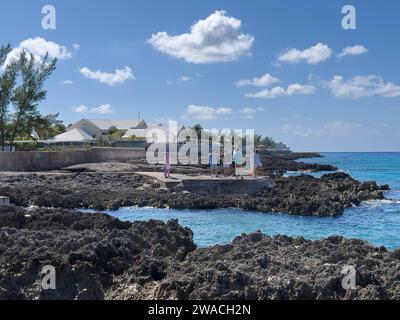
363, 199, 400, 207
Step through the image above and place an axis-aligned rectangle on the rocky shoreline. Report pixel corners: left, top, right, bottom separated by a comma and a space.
0, 152, 398, 300
0, 152, 388, 216
0, 206, 399, 300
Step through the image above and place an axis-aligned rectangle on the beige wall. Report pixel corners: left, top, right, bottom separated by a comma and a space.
0, 147, 145, 172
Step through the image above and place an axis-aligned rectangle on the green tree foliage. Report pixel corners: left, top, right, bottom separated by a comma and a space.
14, 113, 66, 140
107, 125, 119, 141
0, 44, 17, 150
255, 134, 276, 149
189, 123, 277, 150
0, 44, 59, 149
9, 50, 57, 145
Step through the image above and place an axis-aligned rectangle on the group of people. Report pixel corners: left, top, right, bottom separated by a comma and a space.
162, 149, 263, 179
209, 148, 262, 179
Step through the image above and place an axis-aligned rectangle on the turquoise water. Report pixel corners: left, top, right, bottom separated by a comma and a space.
101, 153, 400, 250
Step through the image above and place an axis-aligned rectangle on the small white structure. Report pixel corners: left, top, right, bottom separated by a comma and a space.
274, 142, 290, 151
48, 128, 96, 143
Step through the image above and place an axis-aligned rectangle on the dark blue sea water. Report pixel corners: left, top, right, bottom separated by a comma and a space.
102, 153, 400, 250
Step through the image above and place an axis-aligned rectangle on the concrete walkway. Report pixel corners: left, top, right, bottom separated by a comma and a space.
136, 171, 275, 193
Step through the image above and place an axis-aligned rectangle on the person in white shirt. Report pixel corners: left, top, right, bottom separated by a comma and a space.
233, 147, 244, 180
208, 149, 219, 177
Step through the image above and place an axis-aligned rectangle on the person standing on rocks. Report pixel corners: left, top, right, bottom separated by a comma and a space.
254, 149, 262, 178
164, 152, 171, 178
209, 149, 219, 177
222, 151, 231, 177
233, 147, 244, 180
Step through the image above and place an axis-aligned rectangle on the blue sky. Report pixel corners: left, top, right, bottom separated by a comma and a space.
1, 0, 400, 151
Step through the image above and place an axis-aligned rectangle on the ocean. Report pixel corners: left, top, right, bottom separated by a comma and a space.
104, 153, 400, 250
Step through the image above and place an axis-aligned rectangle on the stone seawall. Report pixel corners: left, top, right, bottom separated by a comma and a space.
0, 148, 146, 172
181, 177, 275, 195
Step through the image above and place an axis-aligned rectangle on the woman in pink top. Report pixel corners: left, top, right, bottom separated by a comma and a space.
164, 152, 171, 178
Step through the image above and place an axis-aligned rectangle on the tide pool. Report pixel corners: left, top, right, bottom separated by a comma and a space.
97, 153, 400, 250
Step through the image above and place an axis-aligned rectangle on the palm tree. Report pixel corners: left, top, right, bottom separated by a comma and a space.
191, 124, 203, 139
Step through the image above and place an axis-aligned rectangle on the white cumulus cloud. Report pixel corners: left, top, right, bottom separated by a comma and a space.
239, 107, 264, 114
337, 45, 368, 58
167, 75, 193, 85
3, 37, 77, 68
215, 107, 233, 115
61, 80, 74, 85
277, 43, 332, 65
238, 107, 264, 119
183, 104, 233, 120
236, 73, 279, 87
179, 76, 193, 82
148, 10, 254, 64
79, 66, 134, 86
18, 37, 74, 59
326, 75, 400, 99
74, 104, 115, 114
74, 105, 88, 113
245, 83, 315, 99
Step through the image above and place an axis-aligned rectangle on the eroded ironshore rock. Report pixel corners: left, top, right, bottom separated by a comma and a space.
0, 152, 388, 217
0, 207, 399, 300
0, 170, 387, 216
0, 206, 195, 300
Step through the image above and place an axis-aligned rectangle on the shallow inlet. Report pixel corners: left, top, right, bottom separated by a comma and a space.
84, 152, 400, 250
85, 196, 400, 250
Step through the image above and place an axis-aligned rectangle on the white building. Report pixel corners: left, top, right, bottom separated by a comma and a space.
48, 128, 96, 143
66, 119, 147, 141
274, 142, 290, 151
123, 123, 186, 143
49, 118, 186, 145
